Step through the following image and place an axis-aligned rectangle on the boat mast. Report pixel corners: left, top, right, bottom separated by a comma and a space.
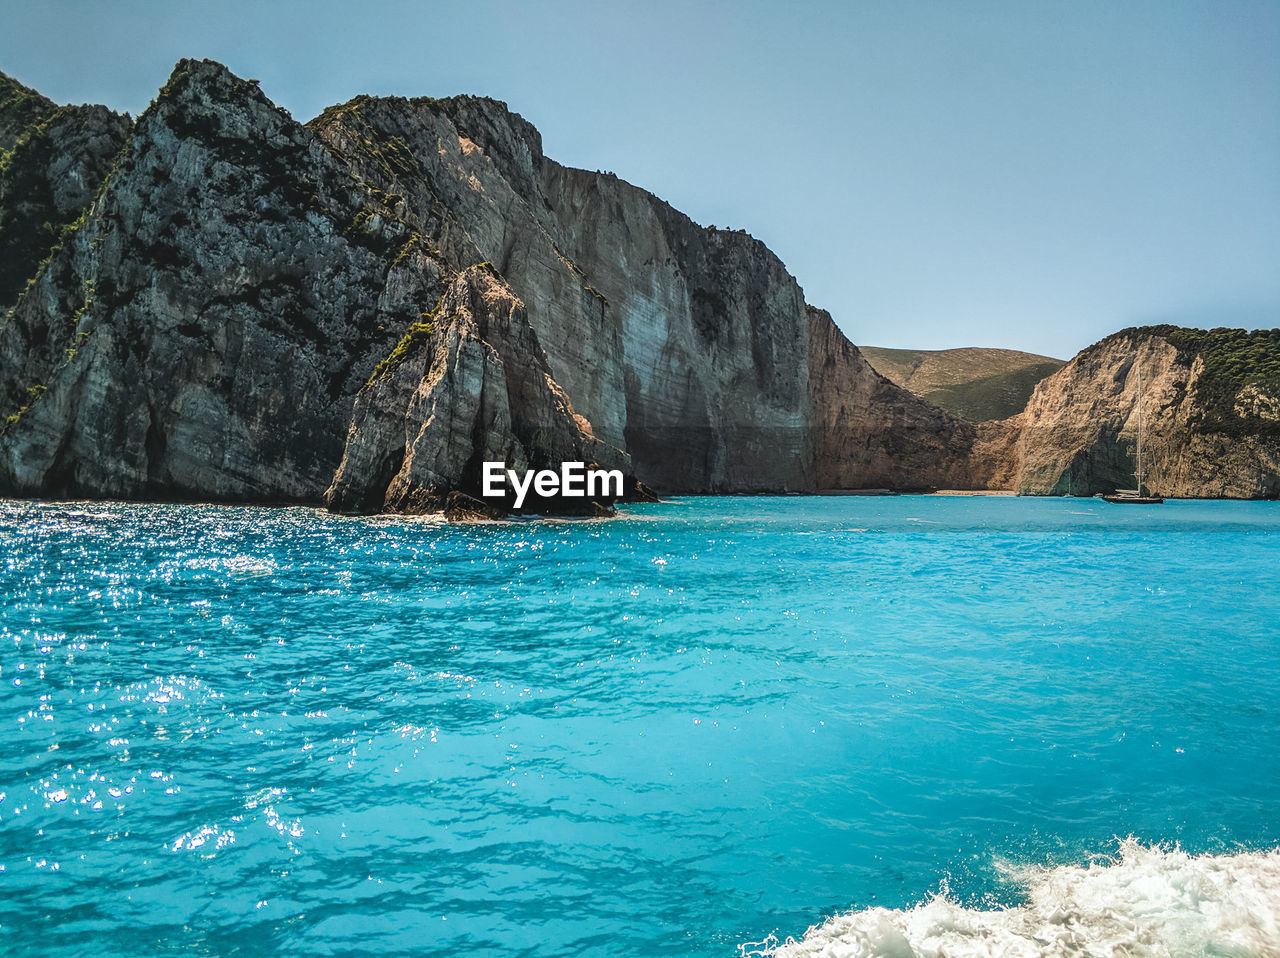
1135, 363, 1144, 494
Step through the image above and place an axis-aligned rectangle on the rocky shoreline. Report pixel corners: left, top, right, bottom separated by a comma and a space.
2, 61, 1277, 513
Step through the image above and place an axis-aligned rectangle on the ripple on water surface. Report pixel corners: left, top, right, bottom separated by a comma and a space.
1, 496, 1279, 957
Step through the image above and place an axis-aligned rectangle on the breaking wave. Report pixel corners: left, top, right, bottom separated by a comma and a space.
743, 839, 1280, 958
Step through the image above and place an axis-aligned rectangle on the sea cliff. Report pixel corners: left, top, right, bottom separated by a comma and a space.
0, 61, 1276, 508
0, 59, 939, 510
989, 326, 1280, 499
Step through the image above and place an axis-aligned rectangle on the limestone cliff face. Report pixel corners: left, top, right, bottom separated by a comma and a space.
0, 60, 976, 510
0, 102, 131, 313
309, 94, 812, 492
326, 265, 631, 514
1001, 327, 1280, 498
808, 306, 992, 489
11, 60, 1265, 511
0, 60, 439, 500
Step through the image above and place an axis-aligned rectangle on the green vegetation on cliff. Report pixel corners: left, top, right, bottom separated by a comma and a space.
0, 109, 75, 307
1164, 326, 1280, 435
0, 70, 57, 152
0, 101, 131, 315
1104, 325, 1280, 436
368, 307, 439, 384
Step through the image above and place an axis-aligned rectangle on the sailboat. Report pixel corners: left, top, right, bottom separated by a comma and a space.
1103, 362, 1165, 504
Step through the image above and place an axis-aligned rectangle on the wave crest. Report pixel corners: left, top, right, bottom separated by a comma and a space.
744, 839, 1280, 958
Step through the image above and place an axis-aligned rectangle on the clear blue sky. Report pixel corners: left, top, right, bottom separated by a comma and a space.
2, 0, 1276, 359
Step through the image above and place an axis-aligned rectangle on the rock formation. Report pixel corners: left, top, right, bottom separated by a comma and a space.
308, 92, 814, 493
996, 326, 1280, 499
808, 307, 989, 490
0, 98, 131, 315
0, 60, 1276, 509
0, 60, 820, 510
0, 61, 437, 500
0, 71, 57, 152
326, 264, 632, 515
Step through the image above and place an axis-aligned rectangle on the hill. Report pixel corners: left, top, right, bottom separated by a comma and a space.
860, 346, 1064, 421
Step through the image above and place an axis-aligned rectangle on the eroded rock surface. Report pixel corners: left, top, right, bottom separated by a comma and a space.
1003, 328, 1280, 498
326, 265, 632, 514
2, 60, 1274, 510
0, 59, 438, 500
309, 94, 813, 492
809, 306, 988, 490
0, 100, 131, 313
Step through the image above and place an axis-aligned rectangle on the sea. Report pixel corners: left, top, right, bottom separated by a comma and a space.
2, 495, 1278, 957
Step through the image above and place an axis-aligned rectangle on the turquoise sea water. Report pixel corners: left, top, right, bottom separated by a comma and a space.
2, 496, 1279, 956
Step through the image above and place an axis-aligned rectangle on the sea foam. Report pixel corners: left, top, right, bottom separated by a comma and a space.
744, 839, 1280, 958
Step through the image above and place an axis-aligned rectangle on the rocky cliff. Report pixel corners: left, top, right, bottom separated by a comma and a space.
0, 71, 57, 152
0, 61, 443, 500
0, 93, 131, 315
0, 60, 824, 509
308, 93, 813, 492
326, 264, 632, 515
808, 307, 992, 490
1, 60, 1274, 509
992, 326, 1280, 498
0, 58, 955, 510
